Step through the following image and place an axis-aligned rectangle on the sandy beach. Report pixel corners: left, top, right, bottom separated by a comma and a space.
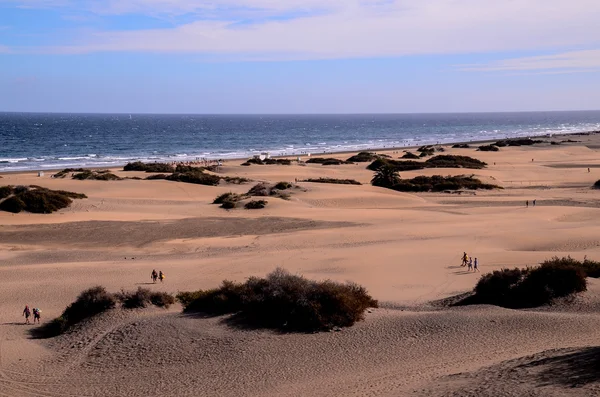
2, 133, 600, 396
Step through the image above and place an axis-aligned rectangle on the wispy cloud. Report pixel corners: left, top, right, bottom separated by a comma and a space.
459, 50, 600, 73
0, 44, 11, 53
3, 0, 600, 61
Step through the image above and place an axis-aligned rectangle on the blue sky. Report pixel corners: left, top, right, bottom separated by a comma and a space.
1, 0, 600, 113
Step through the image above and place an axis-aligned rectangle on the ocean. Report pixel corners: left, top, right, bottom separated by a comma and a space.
1, 111, 599, 172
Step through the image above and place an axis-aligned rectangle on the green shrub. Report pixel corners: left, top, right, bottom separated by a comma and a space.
245, 200, 268, 209
176, 291, 205, 306
306, 158, 352, 165
467, 257, 588, 308
242, 158, 291, 166
401, 152, 420, 159
166, 171, 221, 186
145, 174, 169, 180
302, 178, 361, 185
72, 170, 122, 181
0, 196, 26, 213
248, 183, 272, 197
425, 155, 487, 169
274, 182, 293, 190
53, 168, 86, 178
0, 187, 87, 214
223, 176, 251, 184
478, 145, 500, 152
387, 175, 498, 192
213, 192, 244, 205
116, 288, 175, 309
175, 165, 205, 173
123, 162, 174, 173
181, 268, 378, 332
495, 138, 544, 147
0, 185, 13, 200
367, 158, 425, 172
346, 152, 380, 162
452, 143, 470, 148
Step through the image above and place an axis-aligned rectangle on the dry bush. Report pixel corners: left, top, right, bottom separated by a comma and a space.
346, 152, 380, 162
166, 171, 221, 186
302, 178, 361, 185
274, 181, 293, 190
594, 180, 600, 189
0, 185, 13, 200
401, 152, 420, 159
181, 268, 378, 332
123, 161, 174, 173
0, 186, 87, 214
116, 288, 175, 309
72, 170, 122, 180
478, 145, 500, 152
244, 200, 268, 209
213, 192, 244, 209
145, 174, 169, 180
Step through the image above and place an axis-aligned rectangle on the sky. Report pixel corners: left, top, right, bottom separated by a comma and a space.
0, 0, 600, 114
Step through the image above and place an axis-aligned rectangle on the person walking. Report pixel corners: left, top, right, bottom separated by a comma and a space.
151, 269, 158, 283
23, 305, 31, 324
526, 200, 529, 208
159, 271, 165, 283
468, 258, 473, 271
462, 252, 469, 267
474, 258, 479, 272
533, 199, 536, 207
32, 307, 41, 324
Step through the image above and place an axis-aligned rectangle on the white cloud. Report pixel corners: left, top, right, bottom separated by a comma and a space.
4, 0, 600, 62
459, 50, 600, 73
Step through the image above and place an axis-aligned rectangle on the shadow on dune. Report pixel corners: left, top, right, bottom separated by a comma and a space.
520, 347, 600, 388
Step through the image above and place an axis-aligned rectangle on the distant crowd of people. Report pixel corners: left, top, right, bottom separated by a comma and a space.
461, 252, 479, 272
170, 158, 223, 167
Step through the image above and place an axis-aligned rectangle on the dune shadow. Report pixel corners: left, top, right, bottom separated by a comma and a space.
519, 347, 600, 388
1, 322, 29, 326
135, 282, 156, 286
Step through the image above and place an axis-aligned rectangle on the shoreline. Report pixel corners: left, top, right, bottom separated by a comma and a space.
2, 130, 598, 175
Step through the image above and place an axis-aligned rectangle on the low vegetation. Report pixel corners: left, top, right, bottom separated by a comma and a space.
306, 157, 353, 166
459, 257, 590, 309
53, 168, 86, 178
302, 178, 362, 185
401, 152, 420, 159
245, 200, 268, 209
367, 155, 487, 172
247, 182, 290, 199
123, 161, 175, 173
494, 138, 544, 147
274, 181, 293, 190
594, 180, 600, 189
72, 170, 122, 181
144, 174, 169, 180
452, 143, 470, 148
179, 268, 378, 332
241, 158, 291, 166
116, 288, 176, 309
0, 186, 87, 214
35, 286, 175, 338
166, 170, 221, 186
346, 152, 381, 162
478, 144, 500, 152
223, 176, 251, 184
376, 173, 498, 192
213, 192, 245, 209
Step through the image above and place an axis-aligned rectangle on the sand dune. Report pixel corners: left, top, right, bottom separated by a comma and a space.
2, 136, 600, 396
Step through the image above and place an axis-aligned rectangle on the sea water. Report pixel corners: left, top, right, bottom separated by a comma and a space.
1, 111, 599, 172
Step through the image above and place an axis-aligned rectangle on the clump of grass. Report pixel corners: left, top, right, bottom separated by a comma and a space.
180, 268, 378, 332
53, 168, 86, 178
274, 181, 293, 190
462, 257, 588, 308
35, 286, 175, 338
213, 192, 244, 209
242, 158, 291, 166
0, 185, 13, 200
594, 180, 600, 189
452, 143, 470, 148
417, 145, 436, 156
478, 145, 500, 152
175, 165, 205, 173
145, 174, 169, 180
166, 171, 221, 186
366, 158, 425, 172
223, 176, 251, 184
245, 200, 268, 209
116, 287, 175, 309
424, 155, 487, 169
401, 152, 420, 159
0, 186, 87, 214
72, 170, 122, 181
306, 158, 352, 165
494, 138, 544, 147
123, 162, 175, 173
346, 152, 380, 162
391, 175, 499, 192
302, 178, 362, 185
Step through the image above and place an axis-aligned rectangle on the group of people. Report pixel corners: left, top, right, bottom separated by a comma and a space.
461, 252, 479, 272
526, 199, 537, 207
22, 305, 41, 324
151, 269, 165, 283
170, 158, 223, 167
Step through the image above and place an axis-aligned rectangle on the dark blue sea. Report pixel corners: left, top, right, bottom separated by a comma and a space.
1, 111, 600, 172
